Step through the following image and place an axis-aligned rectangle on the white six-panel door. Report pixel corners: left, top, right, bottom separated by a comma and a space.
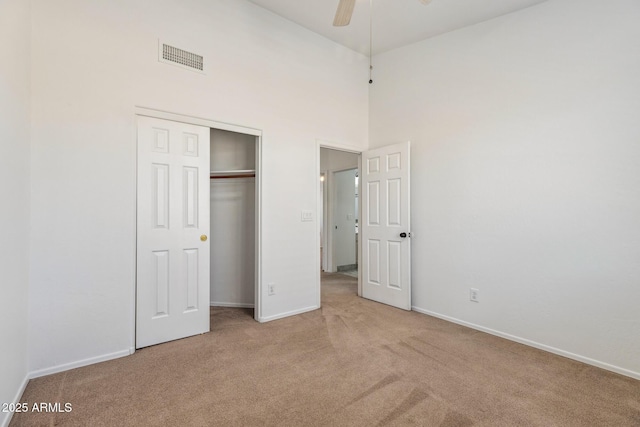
361, 142, 411, 310
136, 116, 210, 348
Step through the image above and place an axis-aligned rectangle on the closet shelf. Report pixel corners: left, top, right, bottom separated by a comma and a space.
210, 169, 255, 174
210, 169, 256, 179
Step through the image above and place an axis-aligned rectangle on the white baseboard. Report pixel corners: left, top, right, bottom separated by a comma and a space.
411, 306, 640, 381
210, 302, 255, 308
258, 305, 319, 323
1, 373, 30, 427
29, 349, 131, 380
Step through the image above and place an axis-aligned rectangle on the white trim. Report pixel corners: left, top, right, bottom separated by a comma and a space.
210, 302, 255, 308
131, 110, 138, 357
29, 349, 131, 380
135, 107, 262, 137
254, 134, 263, 322
258, 305, 319, 323
0, 374, 30, 427
317, 138, 363, 154
357, 155, 362, 297
316, 146, 322, 307
411, 306, 640, 381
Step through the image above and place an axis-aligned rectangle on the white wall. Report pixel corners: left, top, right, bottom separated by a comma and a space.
210, 129, 256, 307
210, 178, 256, 306
369, 0, 640, 377
320, 148, 360, 172
0, 0, 31, 424
28, 0, 368, 374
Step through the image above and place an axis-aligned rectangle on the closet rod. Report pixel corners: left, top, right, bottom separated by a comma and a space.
210, 174, 255, 179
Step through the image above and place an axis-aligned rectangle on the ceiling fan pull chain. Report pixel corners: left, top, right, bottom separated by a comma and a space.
369, 0, 373, 84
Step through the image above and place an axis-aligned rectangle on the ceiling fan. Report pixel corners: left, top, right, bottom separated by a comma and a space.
333, 0, 432, 26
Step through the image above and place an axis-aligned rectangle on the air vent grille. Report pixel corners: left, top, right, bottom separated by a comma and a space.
161, 43, 203, 71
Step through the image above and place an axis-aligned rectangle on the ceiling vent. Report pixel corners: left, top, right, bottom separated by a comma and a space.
159, 41, 204, 73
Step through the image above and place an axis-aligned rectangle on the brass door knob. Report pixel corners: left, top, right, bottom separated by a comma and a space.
200, 235, 208, 242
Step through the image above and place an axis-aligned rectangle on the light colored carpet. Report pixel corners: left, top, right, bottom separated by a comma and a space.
10, 273, 640, 426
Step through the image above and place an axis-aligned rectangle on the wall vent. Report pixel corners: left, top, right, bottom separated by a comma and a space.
159, 42, 204, 73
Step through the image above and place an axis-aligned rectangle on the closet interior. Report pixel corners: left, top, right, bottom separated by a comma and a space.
209, 128, 257, 310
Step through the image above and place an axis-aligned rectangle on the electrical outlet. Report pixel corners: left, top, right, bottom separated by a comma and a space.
268, 283, 275, 296
470, 288, 479, 303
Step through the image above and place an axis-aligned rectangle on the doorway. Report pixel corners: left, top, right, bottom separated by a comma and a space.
318, 141, 412, 312
135, 108, 262, 349
319, 147, 361, 282
209, 128, 257, 311
333, 168, 358, 277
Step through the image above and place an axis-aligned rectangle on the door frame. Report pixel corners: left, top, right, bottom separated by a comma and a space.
134, 106, 263, 349
327, 166, 358, 274
316, 140, 363, 307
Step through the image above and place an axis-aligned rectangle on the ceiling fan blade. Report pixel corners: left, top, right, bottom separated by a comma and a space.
333, 0, 356, 27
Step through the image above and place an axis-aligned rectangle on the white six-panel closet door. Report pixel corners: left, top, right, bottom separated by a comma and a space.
136, 116, 210, 348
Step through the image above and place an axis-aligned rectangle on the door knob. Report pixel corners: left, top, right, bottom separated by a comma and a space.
200, 235, 208, 242
400, 232, 410, 238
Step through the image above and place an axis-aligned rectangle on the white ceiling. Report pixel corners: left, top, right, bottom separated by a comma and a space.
248, 0, 547, 56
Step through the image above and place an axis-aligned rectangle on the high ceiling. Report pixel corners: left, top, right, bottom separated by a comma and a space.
248, 0, 547, 56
